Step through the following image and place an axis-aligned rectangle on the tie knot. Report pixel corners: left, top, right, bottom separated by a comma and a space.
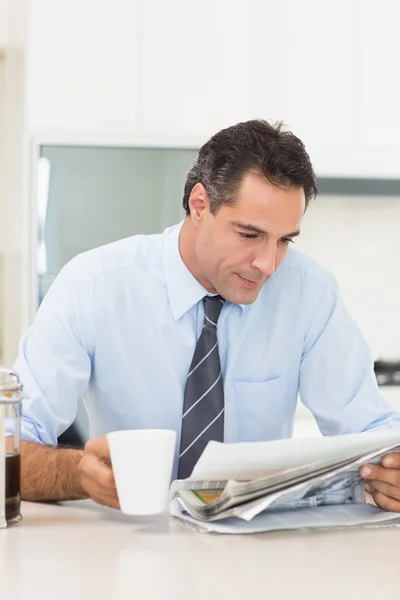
203, 295, 225, 328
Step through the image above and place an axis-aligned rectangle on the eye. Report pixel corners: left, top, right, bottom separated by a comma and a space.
239, 232, 258, 240
280, 237, 295, 245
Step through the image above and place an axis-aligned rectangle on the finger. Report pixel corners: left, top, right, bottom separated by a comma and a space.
80, 454, 116, 489
360, 464, 400, 488
90, 485, 120, 506
90, 492, 120, 511
84, 436, 110, 461
381, 452, 400, 468
369, 489, 400, 513
368, 479, 400, 502
81, 474, 120, 509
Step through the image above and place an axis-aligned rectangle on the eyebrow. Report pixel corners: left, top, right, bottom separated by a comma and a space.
231, 221, 300, 238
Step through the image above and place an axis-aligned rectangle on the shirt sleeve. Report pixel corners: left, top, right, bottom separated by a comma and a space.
299, 271, 400, 434
12, 262, 92, 446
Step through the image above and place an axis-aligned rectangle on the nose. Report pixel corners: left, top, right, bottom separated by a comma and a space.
250, 244, 277, 277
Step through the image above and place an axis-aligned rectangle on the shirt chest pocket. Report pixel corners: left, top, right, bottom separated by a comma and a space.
228, 377, 298, 443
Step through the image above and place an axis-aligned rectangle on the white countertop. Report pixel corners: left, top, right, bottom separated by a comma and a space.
2, 500, 400, 600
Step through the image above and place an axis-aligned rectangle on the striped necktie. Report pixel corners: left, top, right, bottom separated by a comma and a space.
178, 295, 225, 479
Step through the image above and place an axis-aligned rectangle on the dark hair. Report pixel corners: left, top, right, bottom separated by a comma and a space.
182, 119, 317, 215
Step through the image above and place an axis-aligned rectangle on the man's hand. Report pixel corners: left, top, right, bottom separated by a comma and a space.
78, 436, 120, 510
360, 452, 400, 512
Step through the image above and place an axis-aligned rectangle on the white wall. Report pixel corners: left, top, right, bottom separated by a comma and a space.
0, 0, 26, 365
25, 0, 400, 177
26, 0, 139, 132
0, 1, 9, 49
0, 57, 6, 361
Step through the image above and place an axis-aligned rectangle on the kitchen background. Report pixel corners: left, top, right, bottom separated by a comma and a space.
0, 0, 400, 441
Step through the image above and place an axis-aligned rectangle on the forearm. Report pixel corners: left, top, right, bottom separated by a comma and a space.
18, 439, 89, 502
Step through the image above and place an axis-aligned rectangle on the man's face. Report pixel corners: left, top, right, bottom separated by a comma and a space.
192, 172, 306, 305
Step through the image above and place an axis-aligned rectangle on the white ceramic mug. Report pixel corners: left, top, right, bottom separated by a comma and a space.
107, 429, 177, 516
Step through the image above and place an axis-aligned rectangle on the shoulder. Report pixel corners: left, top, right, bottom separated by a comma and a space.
59, 232, 164, 294
262, 246, 340, 311
277, 246, 338, 290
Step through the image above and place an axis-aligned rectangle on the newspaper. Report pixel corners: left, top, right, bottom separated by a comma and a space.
170, 430, 400, 534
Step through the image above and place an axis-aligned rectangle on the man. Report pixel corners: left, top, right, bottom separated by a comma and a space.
13, 119, 400, 512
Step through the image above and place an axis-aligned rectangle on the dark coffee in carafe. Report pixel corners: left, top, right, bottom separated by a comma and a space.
6, 453, 21, 522
1, 367, 24, 527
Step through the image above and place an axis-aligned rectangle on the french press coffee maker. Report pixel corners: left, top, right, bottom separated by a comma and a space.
0, 367, 23, 528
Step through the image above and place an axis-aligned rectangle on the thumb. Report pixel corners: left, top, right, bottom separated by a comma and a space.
84, 436, 111, 462
382, 452, 400, 468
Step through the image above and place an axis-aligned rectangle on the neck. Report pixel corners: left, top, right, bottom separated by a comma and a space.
179, 218, 215, 293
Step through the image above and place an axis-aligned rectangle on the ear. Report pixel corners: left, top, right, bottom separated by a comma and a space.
188, 183, 209, 226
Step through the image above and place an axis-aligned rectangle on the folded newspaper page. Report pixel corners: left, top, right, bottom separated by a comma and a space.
170, 430, 400, 534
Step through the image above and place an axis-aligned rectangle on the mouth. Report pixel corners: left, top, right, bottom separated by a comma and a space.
236, 274, 262, 290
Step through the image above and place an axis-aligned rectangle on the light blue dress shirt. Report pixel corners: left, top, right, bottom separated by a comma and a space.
13, 221, 400, 477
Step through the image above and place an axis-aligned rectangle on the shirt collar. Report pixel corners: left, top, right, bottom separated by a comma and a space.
162, 221, 246, 321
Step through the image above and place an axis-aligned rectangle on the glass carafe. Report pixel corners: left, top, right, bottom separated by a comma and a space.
0, 368, 23, 528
